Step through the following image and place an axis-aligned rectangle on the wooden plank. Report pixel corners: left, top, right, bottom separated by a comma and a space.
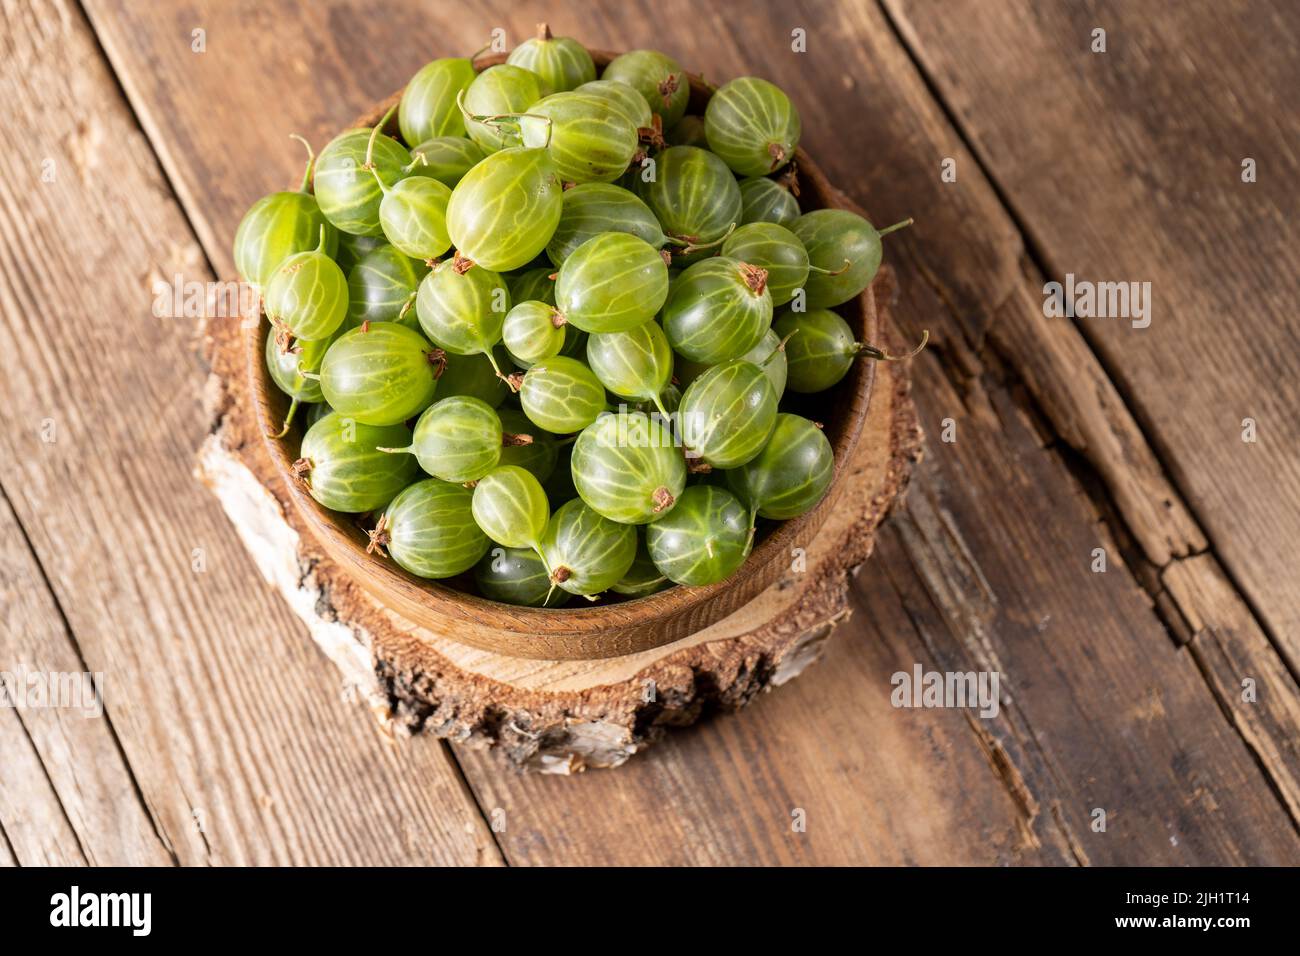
0, 488, 174, 865
882, 0, 1300, 664
0, 0, 500, 866
83, 0, 1300, 864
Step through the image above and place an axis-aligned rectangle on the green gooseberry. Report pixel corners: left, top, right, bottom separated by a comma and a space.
381, 396, 508, 483
399, 56, 478, 144
540, 498, 637, 598
416, 257, 511, 378
436, 347, 511, 407
575, 79, 653, 131
773, 309, 927, 393
334, 232, 385, 275
662, 256, 773, 364
265, 329, 333, 438
345, 244, 427, 330
678, 358, 778, 468
722, 221, 821, 307
317, 321, 440, 426
726, 413, 834, 520
314, 114, 412, 236
446, 142, 562, 272
791, 209, 912, 308
555, 233, 669, 332
545, 183, 664, 265
631, 382, 682, 418
519, 356, 607, 433
233, 136, 338, 289
371, 478, 488, 579
506, 24, 596, 95
705, 77, 801, 176
585, 319, 674, 417
263, 226, 348, 342
571, 410, 686, 524
503, 300, 567, 365
667, 114, 708, 148
497, 408, 556, 482
371, 165, 452, 261
507, 266, 557, 305
610, 535, 670, 597
462, 65, 544, 152
677, 328, 787, 397
738, 176, 800, 227
646, 485, 752, 586
644, 146, 742, 253
522, 91, 639, 184
475, 545, 567, 607
602, 50, 689, 127
407, 136, 487, 188
295, 411, 417, 513
472, 465, 551, 559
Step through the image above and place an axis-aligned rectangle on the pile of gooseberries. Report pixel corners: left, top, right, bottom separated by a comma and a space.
235, 26, 925, 608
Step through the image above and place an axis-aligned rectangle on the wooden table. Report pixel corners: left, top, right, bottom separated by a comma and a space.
1, 0, 1297, 866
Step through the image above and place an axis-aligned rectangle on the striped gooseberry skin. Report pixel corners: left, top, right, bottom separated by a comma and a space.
377, 176, 453, 261
506, 28, 597, 96
602, 50, 690, 127
679, 359, 778, 468
772, 309, 857, 393
507, 267, 558, 306
319, 322, 439, 426
265, 330, 330, 403
416, 259, 510, 359
738, 176, 800, 227
436, 348, 510, 407
334, 232, 385, 275
571, 411, 686, 524
503, 300, 566, 365
610, 536, 670, 597
474, 545, 567, 607
646, 485, 752, 586
408, 137, 486, 188
575, 80, 653, 130
791, 209, 882, 308
585, 319, 674, 411
546, 183, 665, 265
644, 146, 742, 250
556, 233, 669, 332
497, 408, 556, 482
705, 77, 802, 176
471, 465, 551, 550
233, 190, 337, 290
522, 92, 639, 184
298, 412, 417, 513
378, 479, 489, 579
519, 356, 607, 433
446, 147, 562, 272
463, 65, 544, 152
401, 396, 504, 483
721, 222, 809, 307
662, 257, 773, 364
540, 498, 638, 597
726, 413, 833, 520
345, 244, 427, 330
399, 57, 477, 144
263, 237, 348, 341
314, 128, 412, 236
673, 328, 786, 397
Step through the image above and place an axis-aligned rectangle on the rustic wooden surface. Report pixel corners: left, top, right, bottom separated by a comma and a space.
0, 0, 1296, 865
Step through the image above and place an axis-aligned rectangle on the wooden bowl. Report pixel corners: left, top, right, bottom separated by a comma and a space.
249, 51, 879, 661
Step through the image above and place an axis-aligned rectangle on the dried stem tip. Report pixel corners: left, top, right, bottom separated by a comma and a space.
651, 486, 676, 512
366, 515, 390, 555
551, 566, 572, 584
502, 433, 535, 447
426, 347, 448, 378
291, 457, 313, 482
451, 252, 475, 275
740, 264, 769, 296
537, 22, 553, 40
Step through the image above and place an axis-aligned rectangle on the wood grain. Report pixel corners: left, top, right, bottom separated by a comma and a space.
0, 0, 499, 866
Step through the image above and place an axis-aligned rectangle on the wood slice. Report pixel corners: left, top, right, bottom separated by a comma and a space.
198, 267, 919, 771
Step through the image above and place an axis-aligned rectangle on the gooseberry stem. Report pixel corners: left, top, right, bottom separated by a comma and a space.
760, 328, 798, 367
807, 258, 851, 276
664, 221, 737, 256
363, 103, 399, 169
313, 223, 329, 254
455, 90, 554, 149
483, 348, 516, 390
854, 328, 930, 362
269, 398, 299, 439
290, 134, 315, 193
651, 392, 673, 421
299, 371, 321, 381
877, 218, 914, 238
375, 445, 413, 455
